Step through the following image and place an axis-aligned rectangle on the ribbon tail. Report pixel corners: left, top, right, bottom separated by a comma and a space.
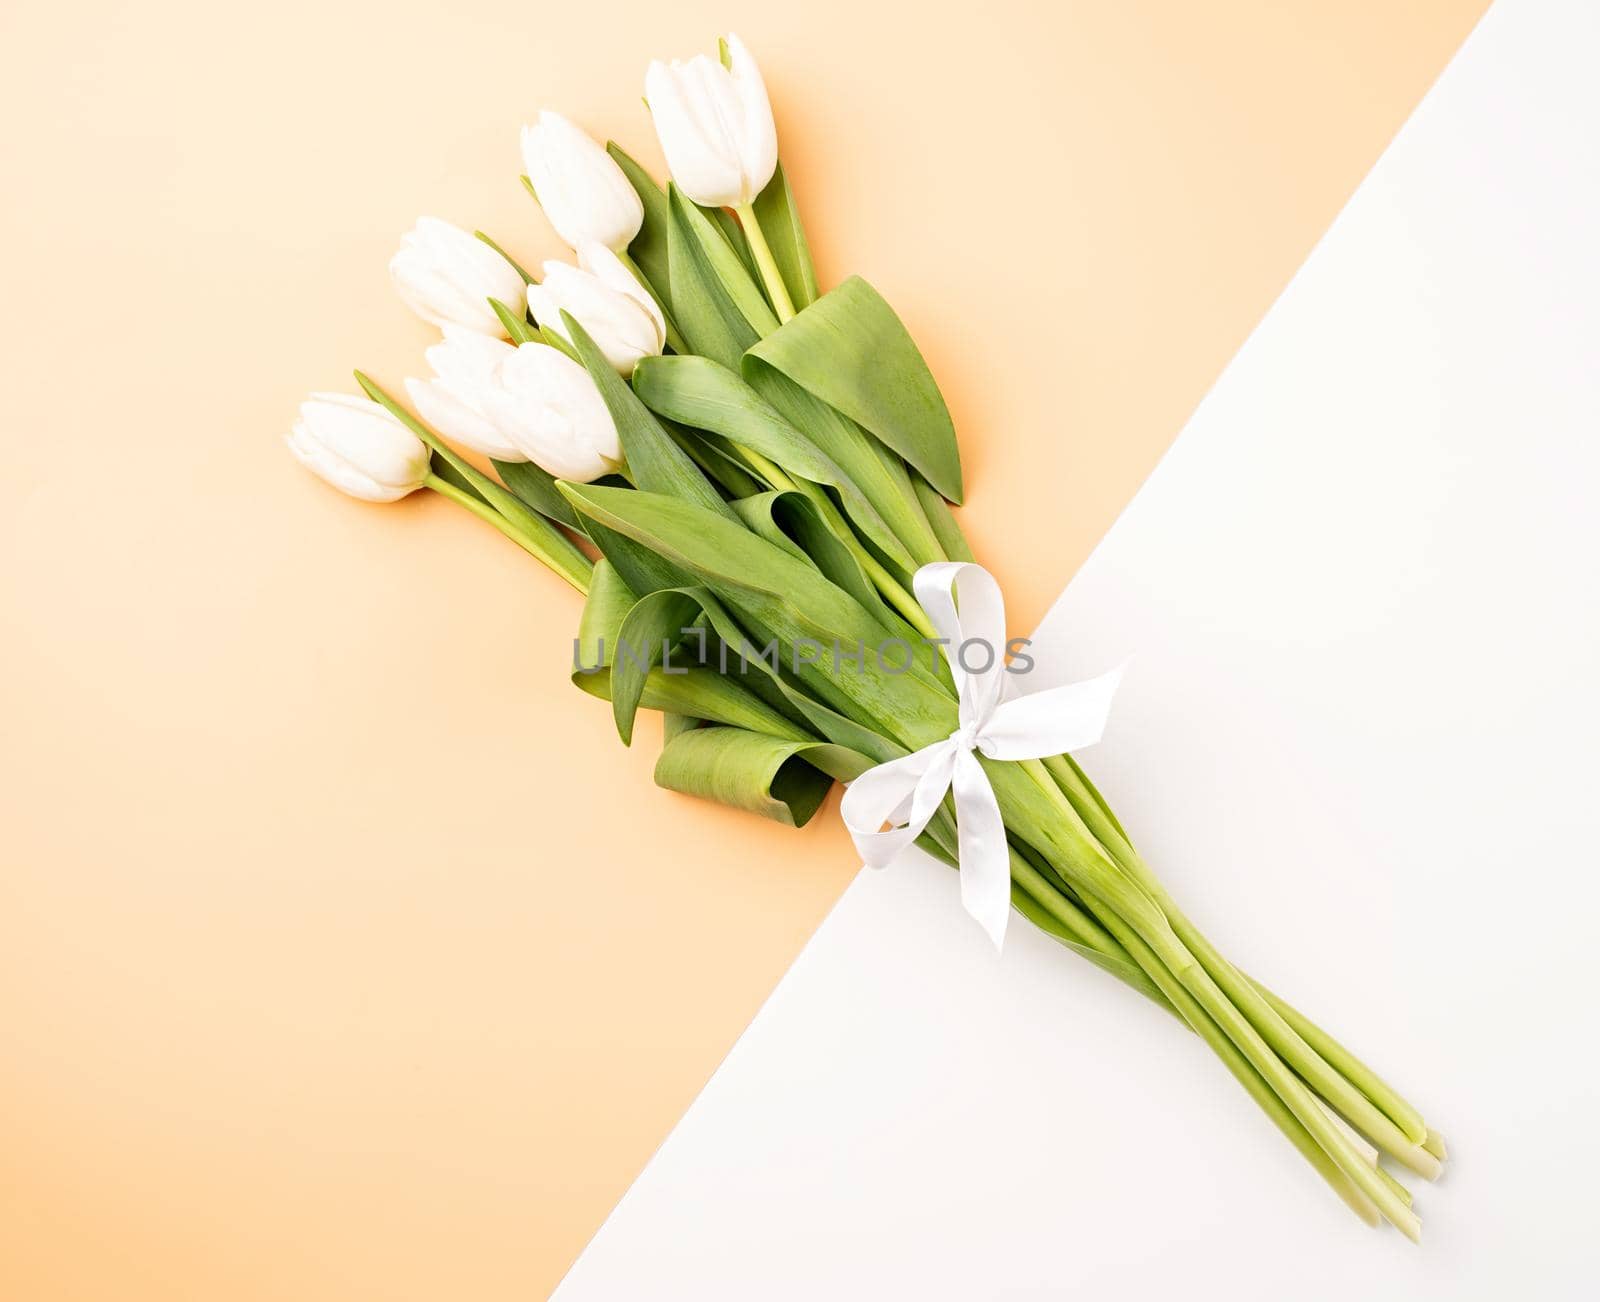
950, 749, 1011, 950
977, 665, 1124, 761
840, 742, 957, 870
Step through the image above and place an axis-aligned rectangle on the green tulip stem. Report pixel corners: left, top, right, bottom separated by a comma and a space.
734, 201, 797, 323
852, 538, 937, 641
728, 440, 794, 492
355, 370, 593, 594
1009, 758, 1420, 1239
424, 474, 590, 594
1038, 753, 1434, 1160
792, 485, 938, 640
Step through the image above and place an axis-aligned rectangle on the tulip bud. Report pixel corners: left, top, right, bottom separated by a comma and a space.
389, 216, 526, 336
484, 343, 623, 483
287, 393, 431, 502
520, 111, 644, 252
404, 326, 526, 462
527, 243, 666, 375
644, 32, 777, 209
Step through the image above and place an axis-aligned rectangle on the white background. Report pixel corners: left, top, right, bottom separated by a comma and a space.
556, 0, 1600, 1296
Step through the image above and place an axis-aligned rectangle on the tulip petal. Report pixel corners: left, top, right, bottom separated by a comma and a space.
489, 343, 621, 481
646, 58, 745, 209
288, 394, 429, 502
522, 110, 644, 251
604, 143, 675, 306
404, 328, 526, 460
725, 33, 778, 201
528, 256, 663, 374
287, 425, 402, 502
406, 377, 522, 462
301, 392, 432, 490
426, 325, 515, 387
389, 217, 524, 335
578, 242, 667, 349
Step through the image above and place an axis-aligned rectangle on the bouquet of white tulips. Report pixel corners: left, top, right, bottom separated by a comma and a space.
290, 32, 1448, 1238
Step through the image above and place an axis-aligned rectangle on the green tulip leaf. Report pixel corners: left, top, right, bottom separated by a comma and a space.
732, 490, 896, 631
662, 189, 758, 369
354, 370, 591, 581
572, 561, 808, 739
611, 588, 704, 744
665, 224, 744, 368
746, 276, 963, 503
538, 325, 581, 362
572, 661, 807, 737
490, 297, 540, 345
665, 183, 777, 356
562, 314, 735, 523
596, 144, 686, 349
474, 231, 536, 285
739, 364, 945, 567
675, 189, 771, 331
607, 143, 673, 310
654, 725, 872, 827
577, 553, 904, 767
731, 491, 813, 564
707, 205, 760, 283
559, 482, 955, 750
560, 484, 879, 652
669, 574, 911, 764
428, 451, 488, 502
662, 712, 701, 746
729, 488, 937, 677
632, 354, 914, 571
677, 579, 894, 754
752, 162, 819, 310
492, 458, 579, 528
582, 517, 688, 598
664, 420, 764, 498
912, 473, 974, 562
572, 557, 632, 671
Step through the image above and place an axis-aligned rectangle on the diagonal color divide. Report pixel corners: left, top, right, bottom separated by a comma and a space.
0, 2, 1488, 1298
554, 0, 1597, 1293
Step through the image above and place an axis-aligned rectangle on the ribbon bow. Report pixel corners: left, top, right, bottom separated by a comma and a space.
839, 562, 1121, 949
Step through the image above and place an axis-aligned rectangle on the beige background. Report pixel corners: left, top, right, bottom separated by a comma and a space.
1, 2, 1485, 1297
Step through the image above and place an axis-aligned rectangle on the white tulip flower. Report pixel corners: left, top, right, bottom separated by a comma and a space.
527, 243, 666, 375
644, 32, 777, 209
520, 110, 644, 252
287, 393, 431, 503
389, 216, 526, 336
404, 327, 526, 462
484, 343, 623, 482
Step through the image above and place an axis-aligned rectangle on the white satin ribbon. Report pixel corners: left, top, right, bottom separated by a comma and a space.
839, 562, 1121, 949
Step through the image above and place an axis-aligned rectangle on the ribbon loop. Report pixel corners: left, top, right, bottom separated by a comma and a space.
839, 562, 1121, 949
